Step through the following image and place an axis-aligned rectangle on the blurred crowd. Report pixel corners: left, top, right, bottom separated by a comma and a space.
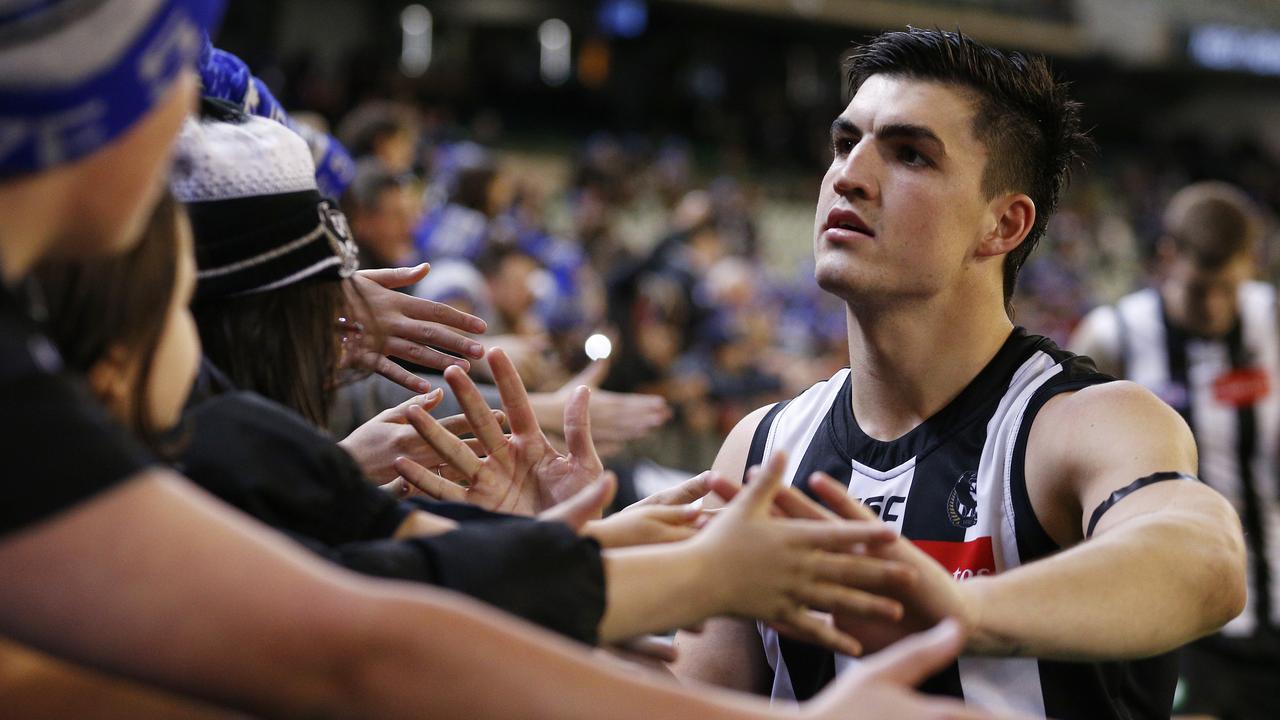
1017, 135, 1280, 344
318, 100, 855, 486
317, 96, 1280, 482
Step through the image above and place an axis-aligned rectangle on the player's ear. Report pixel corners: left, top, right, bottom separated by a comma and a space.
976, 193, 1035, 258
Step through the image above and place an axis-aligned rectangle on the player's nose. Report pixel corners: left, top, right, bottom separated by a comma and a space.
831, 139, 879, 202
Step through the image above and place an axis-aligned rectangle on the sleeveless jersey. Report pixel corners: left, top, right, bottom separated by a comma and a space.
1092, 283, 1280, 640
748, 328, 1177, 718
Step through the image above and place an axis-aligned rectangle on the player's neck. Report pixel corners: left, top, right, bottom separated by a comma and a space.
844, 294, 1013, 442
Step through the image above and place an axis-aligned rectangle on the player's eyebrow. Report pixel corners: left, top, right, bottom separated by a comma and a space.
875, 122, 948, 158
830, 118, 948, 159
830, 117, 859, 139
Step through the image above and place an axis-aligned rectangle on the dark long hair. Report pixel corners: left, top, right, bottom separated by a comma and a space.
193, 279, 354, 428
36, 192, 184, 447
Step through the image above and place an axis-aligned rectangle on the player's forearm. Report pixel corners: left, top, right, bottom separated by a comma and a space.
598, 541, 722, 643
962, 510, 1245, 660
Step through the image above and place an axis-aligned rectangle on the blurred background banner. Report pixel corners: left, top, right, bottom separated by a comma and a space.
212, 0, 1280, 476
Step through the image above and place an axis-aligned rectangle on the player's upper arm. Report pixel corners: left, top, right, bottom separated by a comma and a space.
666, 405, 777, 690
1026, 380, 1220, 545
1067, 306, 1123, 377
670, 617, 771, 694
702, 403, 775, 510
1027, 381, 1248, 630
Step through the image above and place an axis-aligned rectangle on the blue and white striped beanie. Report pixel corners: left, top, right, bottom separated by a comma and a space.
196, 37, 355, 200
171, 100, 359, 302
0, 0, 225, 178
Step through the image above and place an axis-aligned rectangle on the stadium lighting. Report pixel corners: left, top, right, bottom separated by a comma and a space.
400, 5, 432, 77
539, 18, 571, 86
1189, 25, 1280, 77
585, 334, 613, 361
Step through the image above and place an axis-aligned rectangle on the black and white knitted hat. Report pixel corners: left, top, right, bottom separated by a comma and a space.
170, 100, 359, 301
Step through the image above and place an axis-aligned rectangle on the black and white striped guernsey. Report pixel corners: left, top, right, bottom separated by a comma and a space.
746, 327, 1177, 719
1090, 283, 1280, 641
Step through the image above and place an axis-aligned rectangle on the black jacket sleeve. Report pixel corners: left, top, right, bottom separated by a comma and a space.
181, 385, 605, 644
295, 520, 606, 646
404, 497, 538, 523
179, 391, 410, 544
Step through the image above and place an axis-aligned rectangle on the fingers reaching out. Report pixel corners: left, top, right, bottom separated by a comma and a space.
809, 472, 879, 522
380, 388, 443, 423
540, 472, 617, 530
351, 265, 488, 391
583, 503, 703, 548
729, 452, 789, 517
771, 610, 863, 658
395, 456, 468, 503
862, 619, 966, 687
441, 365, 509, 455
356, 263, 432, 291
631, 471, 717, 509
485, 348, 540, 437
562, 385, 601, 469
816, 620, 1020, 720
404, 405, 484, 479
357, 264, 488, 336
403, 346, 594, 516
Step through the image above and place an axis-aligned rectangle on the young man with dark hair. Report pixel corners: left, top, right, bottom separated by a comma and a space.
335, 100, 418, 175
674, 28, 1246, 719
344, 157, 419, 269
1071, 181, 1280, 720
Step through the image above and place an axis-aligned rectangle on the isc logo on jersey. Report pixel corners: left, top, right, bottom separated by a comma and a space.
848, 468, 996, 580
857, 494, 907, 522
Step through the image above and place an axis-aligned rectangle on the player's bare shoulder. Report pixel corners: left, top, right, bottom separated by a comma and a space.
1025, 380, 1198, 544
707, 403, 779, 501
1036, 380, 1196, 470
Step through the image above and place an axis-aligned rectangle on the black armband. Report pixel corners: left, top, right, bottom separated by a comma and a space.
1086, 471, 1199, 538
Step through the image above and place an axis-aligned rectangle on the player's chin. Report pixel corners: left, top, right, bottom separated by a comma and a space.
814, 262, 863, 300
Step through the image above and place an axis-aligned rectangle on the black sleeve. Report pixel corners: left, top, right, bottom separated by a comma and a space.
404, 497, 538, 523
298, 520, 606, 646
180, 391, 410, 545
0, 310, 154, 539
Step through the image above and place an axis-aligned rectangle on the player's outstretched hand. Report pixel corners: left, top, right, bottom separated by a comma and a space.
692, 452, 913, 657
771, 471, 977, 655
394, 347, 605, 517
805, 620, 1027, 720
345, 264, 487, 391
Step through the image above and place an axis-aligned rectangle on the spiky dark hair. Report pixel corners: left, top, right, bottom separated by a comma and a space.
846, 28, 1093, 313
